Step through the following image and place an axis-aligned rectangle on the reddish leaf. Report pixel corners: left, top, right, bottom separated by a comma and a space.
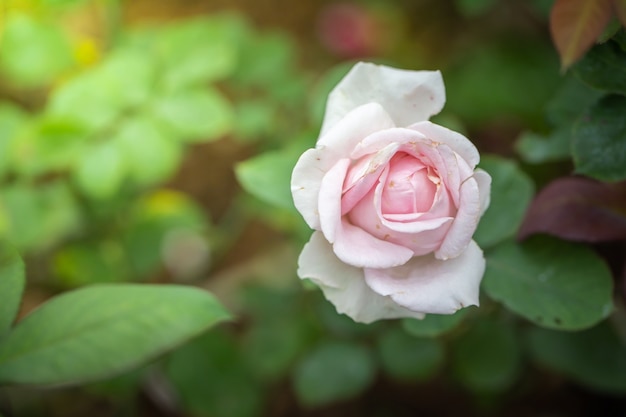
614, 0, 626, 27
518, 177, 626, 243
550, 0, 613, 69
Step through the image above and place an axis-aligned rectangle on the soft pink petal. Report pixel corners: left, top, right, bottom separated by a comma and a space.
409, 121, 480, 168
292, 148, 338, 230
318, 158, 413, 268
364, 240, 485, 314
319, 158, 351, 242
333, 219, 414, 268
473, 168, 492, 215
341, 142, 399, 215
298, 231, 425, 323
318, 102, 395, 154
351, 128, 426, 160
349, 182, 452, 256
321, 62, 445, 134
435, 177, 481, 260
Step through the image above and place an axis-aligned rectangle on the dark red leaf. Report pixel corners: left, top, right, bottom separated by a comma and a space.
518, 176, 626, 242
550, 0, 613, 69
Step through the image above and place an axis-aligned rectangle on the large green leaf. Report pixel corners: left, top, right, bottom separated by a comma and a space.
0, 284, 230, 387
0, 243, 25, 336
572, 94, 626, 182
527, 322, 626, 394
474, 155, 535, 248
483, 237, 613, 330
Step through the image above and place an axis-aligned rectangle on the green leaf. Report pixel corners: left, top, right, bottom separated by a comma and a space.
293, 341, 376, 407
151, 89, 233, 142
0, 185, 44, 250
527, 322, 626, 394
165, 330, 263, 417
515, 128, 572, 163
73, 142, 126, 199
572, 39, 626, 95
242, 315, 314, 380
113, 117, 182, 186
53, 242, 129, 287
572, 94, 626, 182
0, 104, 28, 177
454, 0, 497, 18
483, 237, 614, 330
377, 327, 444, 381
0, 284, 230, 387
451, 317, 522, 392
474, 156, 535, 248
0, 13, 74, 86
157, 17, 240, 90
48, 51, 154, 133
402, 308, 469, 338
545, 71, 604, 127
0, 243, 25, 335
235, 146, 303, 210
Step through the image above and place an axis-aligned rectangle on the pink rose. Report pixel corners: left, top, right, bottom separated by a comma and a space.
291, 62, 491, 323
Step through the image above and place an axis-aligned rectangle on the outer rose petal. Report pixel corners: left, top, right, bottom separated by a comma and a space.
364, 240, 485, 314
298, 231, 426, 323
292, 103, 396, 230
435, 176, 481, 260
409, 121, 480, 168
474, 168, 492, 215
321, 62, 445, 135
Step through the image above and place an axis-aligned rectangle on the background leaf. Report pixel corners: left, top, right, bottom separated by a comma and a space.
451, 317, 522, 392
402, 308, 469, 338
292, 341, 376, 407
0, 284, 230, 387
473, 155, 535, 249
376, 327, 444, 381
549, 0, 613, 69
483, 237, 614, 330
518, 176, 626, 242
0, 243, 25, 335
572, 94, 626, 182
527, 322, 626, 393
572, 39, 626, 95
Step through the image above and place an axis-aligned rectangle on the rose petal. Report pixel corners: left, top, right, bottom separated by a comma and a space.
318, 158, 414, 268
319, 158, 351, 242
321, 62, 445, 134
298, 231, 425, 323
364, 240, 485, 314
435, 177, 481, 260
473, 168, 492, 215
318, 102, 395, 153
409, 121, 480, 168
351, 128, 426, 160
292, 148, 336, 229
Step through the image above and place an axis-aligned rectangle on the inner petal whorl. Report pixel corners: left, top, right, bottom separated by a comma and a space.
381, 153, 437, 215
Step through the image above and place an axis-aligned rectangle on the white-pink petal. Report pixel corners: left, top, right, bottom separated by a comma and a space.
364, 240, 485, 315
435, 176, 481, 260
409, 121, 480, 168
298, 231, 426, 323
321, 62, 445, 135
473, 168, 492, 215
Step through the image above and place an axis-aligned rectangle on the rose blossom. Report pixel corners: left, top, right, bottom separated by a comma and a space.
291, 62, 491, 323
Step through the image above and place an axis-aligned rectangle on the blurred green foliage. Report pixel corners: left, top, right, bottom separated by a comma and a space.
1, 0, 626, 416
